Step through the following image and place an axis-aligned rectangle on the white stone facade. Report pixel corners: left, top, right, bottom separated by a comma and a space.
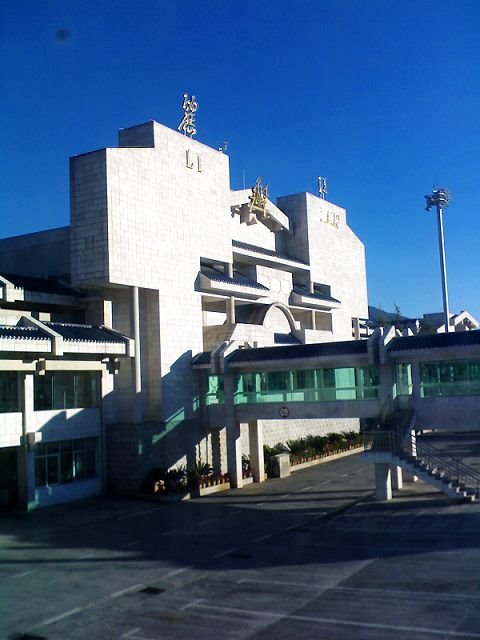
0, 118, 371, 505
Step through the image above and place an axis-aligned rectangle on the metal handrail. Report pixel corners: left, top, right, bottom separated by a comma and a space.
364, 430, 480, 496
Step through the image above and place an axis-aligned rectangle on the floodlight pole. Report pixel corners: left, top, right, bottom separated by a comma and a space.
424, 187, 451, 332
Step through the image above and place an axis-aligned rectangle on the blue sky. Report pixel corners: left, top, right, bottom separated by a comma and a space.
1, 0, 479, 319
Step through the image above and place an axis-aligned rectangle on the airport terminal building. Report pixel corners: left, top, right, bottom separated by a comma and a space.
1, 117, 479, 509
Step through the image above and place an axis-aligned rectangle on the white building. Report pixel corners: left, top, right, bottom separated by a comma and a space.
2, 116, 479, 510
0, 118, 369, 508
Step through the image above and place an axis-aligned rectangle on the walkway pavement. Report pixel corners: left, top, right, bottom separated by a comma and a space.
1, 452, 480, 639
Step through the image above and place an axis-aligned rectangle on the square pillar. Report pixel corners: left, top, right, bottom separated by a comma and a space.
210, 428, 226, 475
226, 421, 243, 488
224, 372, 242, 488
375, 463, 392, 501
18, 373, 37, 510
390, 464, 403, 490
248, 420, 265, 483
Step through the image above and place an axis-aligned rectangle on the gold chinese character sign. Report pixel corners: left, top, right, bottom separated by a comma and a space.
178, 93, 198, 137
249, 177, 269, 215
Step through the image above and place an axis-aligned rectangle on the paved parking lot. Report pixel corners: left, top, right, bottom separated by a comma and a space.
1, 451, 480, 639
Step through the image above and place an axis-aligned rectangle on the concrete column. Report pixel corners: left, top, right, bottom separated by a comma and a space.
352, 317, 361, 340
100, 368, 114, 492
224, 372, 242, 488
226, 297, 236, 325
225, 263, 235, 325
18, 373, 36, 510
226, 421, 243, 488
103, 300, 113, 327
375, 463, 392, 501
210, 428, 226, 475
132, 286, 142, 424
411, 361, 421, 400
248, 420, 265, 483
390, 465, 403, 490
403, 429, 418, 482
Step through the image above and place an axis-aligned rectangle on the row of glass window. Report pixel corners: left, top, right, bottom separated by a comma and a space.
206, 366, 380, 405
395, 360, 480, 397
420, 360, 480, 397
0, 371, 100, 413
34, 437, 98, 488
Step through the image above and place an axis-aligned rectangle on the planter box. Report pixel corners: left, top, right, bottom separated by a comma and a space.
192, 482, 231, 497
290, 445, 363, 472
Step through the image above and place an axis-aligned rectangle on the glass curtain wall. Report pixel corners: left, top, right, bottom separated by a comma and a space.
420, 360, 480, 397
234, 366, 379, 404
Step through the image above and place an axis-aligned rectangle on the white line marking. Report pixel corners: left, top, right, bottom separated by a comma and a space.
42, 607, 82, 625
160, 528, 179, 536
286, 523, 306, 531
117, 507, 163, 520
334, 585, 480, 603
10, 569, 38, 578
184, 602, 480, 637
237, 578, 480, 603
214, 547, 237, 559
253, 533, 273, 543
165, 566, 194, 577
294, 484, 313, 492
180, 597, 204, 611
255, 502, 264, 506
111, 583, 143, 598
280, 494, 290, 498
121, 628, 142, 639
199, 518, 215, 525
78, 553, 94, 559
119, 540, 139, 548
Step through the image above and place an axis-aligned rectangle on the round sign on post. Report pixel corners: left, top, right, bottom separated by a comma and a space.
279, 406, 290, 418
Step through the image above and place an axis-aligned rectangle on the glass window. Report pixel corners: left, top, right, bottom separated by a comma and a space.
34, 438, 98, 487
420, 360, 480, 397
34, 372, 99, 411
0, 372, 20, 413
35, 457, 47, 488
206, 375, 224, 405
46, 455, 59, 485
234, 366, 379, 404
75, 372, 99, 408
395, 363, 412, 396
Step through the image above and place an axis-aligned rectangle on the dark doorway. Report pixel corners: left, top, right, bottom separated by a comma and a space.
0, 447, 18, 508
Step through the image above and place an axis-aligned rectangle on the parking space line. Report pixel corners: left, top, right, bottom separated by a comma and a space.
184, 602, 480, 637
294, 485, 314, 492
41, 607, 82, 626
253, 533, 274, 543
111, 583, 143, 598
10, 569, 39, 579
213, 547, 237, 559
119, 540, 140, 548
117, 507, 163, 521
165, 566, 193, 577
180, 598, 204, 611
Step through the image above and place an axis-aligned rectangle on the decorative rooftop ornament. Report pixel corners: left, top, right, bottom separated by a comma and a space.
248, 177, 269, 215
177, 93, 198, 137
318, 176, 327, 200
